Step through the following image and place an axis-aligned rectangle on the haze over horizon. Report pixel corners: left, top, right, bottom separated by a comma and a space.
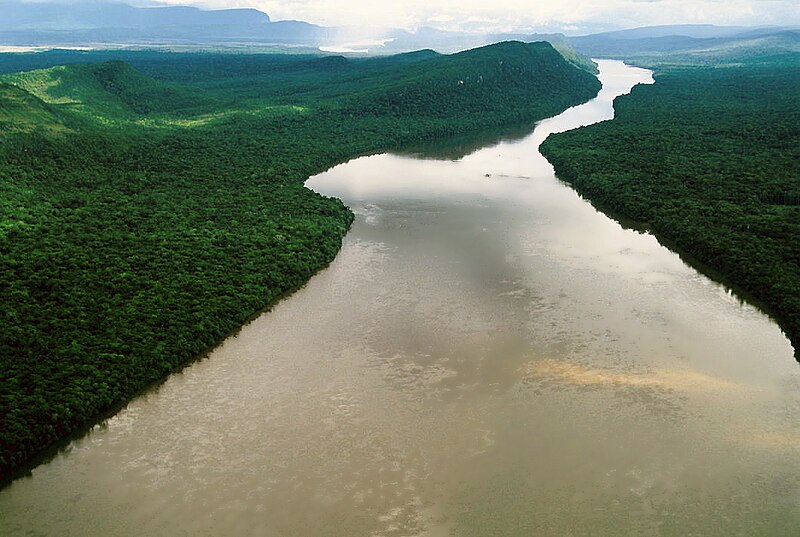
143, 0, 800, 34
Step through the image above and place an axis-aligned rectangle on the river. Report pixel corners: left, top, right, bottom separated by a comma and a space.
1, 60, 798, 536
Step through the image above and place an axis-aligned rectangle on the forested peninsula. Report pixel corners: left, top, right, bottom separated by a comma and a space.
0, 41, 601, 479
541, 55, 800, 358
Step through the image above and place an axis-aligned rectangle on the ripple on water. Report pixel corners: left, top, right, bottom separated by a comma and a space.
1, 60, 798, 537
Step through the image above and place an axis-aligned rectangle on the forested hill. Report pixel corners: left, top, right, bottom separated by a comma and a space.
332, 42, 600, 120
0, 83, 67, 134
3, 60, 220, 120
0, 42, 600, 480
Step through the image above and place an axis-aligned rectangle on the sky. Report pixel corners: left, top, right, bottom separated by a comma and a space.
150, 0, 800, 34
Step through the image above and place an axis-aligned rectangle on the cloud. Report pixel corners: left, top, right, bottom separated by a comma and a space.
153, 0, 800, 33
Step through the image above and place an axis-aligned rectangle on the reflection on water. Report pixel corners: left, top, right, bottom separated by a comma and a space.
1, 61, 798, 536
395, 122, 536, 161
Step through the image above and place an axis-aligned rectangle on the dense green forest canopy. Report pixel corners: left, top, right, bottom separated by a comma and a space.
541, 54, 800, 357
0, 41, 601, 480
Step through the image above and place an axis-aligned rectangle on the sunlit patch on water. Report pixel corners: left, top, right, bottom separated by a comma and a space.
742, 429, 800, 450
521, 358, 740, 392
2, 60, 798, 537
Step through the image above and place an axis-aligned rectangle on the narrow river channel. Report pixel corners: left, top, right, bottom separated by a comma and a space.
1, 60, 798, 536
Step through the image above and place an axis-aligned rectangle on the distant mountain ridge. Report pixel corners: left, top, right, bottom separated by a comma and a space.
579, 24, 753, 40
0, 0, 332, 45
568, 25, 800, 62
0, 0, 796, 62
1, 1, 270, 30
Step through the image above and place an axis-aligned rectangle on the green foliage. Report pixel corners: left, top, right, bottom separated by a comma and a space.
0, 82, 68, 133
0, 42, 600, 479
2, 60, 221, 122
331, 42, 600, 121
541, 58, 800, 356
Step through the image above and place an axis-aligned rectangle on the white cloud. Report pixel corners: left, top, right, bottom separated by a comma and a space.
153, 0, 800, 33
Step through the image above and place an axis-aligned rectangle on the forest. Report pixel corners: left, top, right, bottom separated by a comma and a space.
0, 41, 601, 479
541, 55, 800, 358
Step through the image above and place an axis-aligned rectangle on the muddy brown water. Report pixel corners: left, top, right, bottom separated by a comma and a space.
1, 60, 798, 536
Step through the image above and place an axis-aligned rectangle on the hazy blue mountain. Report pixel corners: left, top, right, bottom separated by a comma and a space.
580, 24, 752, 40
0, 0, 333, 45
633, 30, 800, 65
0, 1, 795, 61
567, 25, 799, 58
0, 1, 269, 30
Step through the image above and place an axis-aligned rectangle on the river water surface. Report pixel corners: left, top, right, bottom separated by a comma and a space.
1, 60, 798, 536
